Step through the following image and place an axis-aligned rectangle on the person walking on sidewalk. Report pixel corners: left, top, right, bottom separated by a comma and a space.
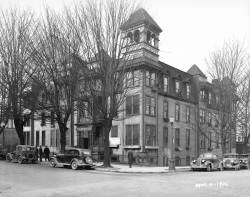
39, 145, 43, 162
44, 146, 50, 162
128, 150, 133, 168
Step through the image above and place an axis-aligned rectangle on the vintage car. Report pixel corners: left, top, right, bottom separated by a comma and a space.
49, 148, 94, 170
6, 145, 38, 164
191, 152, 223, 171
238, 154, 249, 169
0, 144, 7, 159
222, 153, 240, 170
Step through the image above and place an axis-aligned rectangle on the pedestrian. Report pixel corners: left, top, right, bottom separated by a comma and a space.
44, 146, 50, 162
128, 150, 133, 168
39, 145, 43, 162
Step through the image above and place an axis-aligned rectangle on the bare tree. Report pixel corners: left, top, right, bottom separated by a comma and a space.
0, 9, 37, 144
206, 40, 248, 153
237, 69, 250, 153
28, 8, 83, 152
66, 0, 137, 167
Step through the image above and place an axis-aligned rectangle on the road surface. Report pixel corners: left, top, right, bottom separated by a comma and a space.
0, 160, 250, 197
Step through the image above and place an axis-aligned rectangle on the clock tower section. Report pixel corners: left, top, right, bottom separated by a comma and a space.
121, 8, 162, 65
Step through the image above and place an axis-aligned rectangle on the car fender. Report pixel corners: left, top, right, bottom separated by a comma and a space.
6, 153, 13, 160
49, 156, 60, 164
70, 158, 81, 165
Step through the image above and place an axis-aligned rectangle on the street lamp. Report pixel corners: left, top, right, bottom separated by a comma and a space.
1, 121, 5, 149
169, 117, 175, 171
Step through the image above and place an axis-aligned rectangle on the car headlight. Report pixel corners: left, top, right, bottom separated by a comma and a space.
201, 159, 206, 164
85, 156, 93, 164
192, 160, 197, 163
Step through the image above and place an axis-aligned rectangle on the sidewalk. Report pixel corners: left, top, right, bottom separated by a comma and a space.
95, 163, 190, 173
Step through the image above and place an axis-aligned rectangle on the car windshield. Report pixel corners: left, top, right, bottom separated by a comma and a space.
199, 153, 217, 159
26, 147, 35, 151
224, 155, 237, 158
239, 155, 248, 158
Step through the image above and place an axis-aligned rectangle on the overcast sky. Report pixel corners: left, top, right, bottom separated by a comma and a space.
0, 0, 249, 76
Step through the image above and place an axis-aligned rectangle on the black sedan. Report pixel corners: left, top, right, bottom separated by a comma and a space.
49, 148, 94, 170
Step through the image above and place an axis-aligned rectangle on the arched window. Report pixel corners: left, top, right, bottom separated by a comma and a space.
147, 31, 151, 44
134, 30, 140, 43
127, 32, 133, 43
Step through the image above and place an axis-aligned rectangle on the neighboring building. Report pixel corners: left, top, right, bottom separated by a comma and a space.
1, 8, 236, 166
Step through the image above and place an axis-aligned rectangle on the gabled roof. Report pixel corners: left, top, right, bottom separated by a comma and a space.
120, 8, 162, 32
187, 64, 207, 78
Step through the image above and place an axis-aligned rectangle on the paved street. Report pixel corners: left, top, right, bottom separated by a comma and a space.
0, 160, 250, 197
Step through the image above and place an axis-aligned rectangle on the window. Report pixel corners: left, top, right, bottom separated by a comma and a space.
186, 106, 190, 123
163, 127, 168, 147
147, 31, 151, 44
215, 95, 219, 105
145, 71, 156, 87
126, 95, 140, 116
200, 134, 206, 149
145, 125, 156, 146
175, 80, 180, 93
151, 34, 156, 46
50, 129, 56, 147
199, 109, 206, 124
216, 133, 219, 148
125, 124, 140, 145
24, 116, 31, 127
208, 92, 212, 105
145, 96, 156, 116
208, 132, 212, 148
208, 112, 212, 126
175, 104, 180, 122
51, 111, 55, 127
163, 75, 169, 93
36, 131, 39, 146
111, 126, 118, 137
126, 70, 142, 87
175, 156, 181, 166
41, 112, 46, 126
200, 90, 205, 100
163, 100, 168, 120
186, 129, 190, 148
24, 132, 30, 145
42, 130, 46, 146
186, 84, 191, 99
127, 32, 133, 43
175, 128, 180, 147
134, 30, 140, 43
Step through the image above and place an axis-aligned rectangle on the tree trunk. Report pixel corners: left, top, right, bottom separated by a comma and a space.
14, 117, 25, 145
59, 123, 67, 153
103, 122, 112, 167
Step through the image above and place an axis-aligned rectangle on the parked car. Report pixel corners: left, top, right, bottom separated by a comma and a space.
0, 144, 7, 159
222, 153, 240, 170
238, 154, 249, 169
191, 152, 223, 171
49, 147, 94, 170
6, 145, 38, 164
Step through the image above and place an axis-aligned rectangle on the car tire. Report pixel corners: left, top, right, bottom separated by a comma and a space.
18, 157, 23, 164
71, 161, 78, 170
6, 155, 12, 162
49, 159, 57, 168
207, 165, 211, 172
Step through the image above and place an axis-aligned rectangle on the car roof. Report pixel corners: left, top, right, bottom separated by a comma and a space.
223, 153, 239, 156
199, 153, 218, 159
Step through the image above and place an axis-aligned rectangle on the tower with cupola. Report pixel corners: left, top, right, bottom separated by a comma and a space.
121, 8, 162, 65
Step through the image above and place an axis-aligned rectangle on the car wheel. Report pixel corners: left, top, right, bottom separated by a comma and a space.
18, 157, 23, 164
49, 159, 56, 168
71, 161, 78, 170
6, 155, 11, 162
207, 165, 211, 172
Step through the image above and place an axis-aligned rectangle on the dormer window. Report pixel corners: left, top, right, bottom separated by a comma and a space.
147, 31, 151, 44
175, 80, 180, 94
151, 34, 156, 46
186, 83, 191, 99
134, 30, 140, 43
200, 90, 205, 100
127, 32, 133, 43
208, 92, 212, 105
